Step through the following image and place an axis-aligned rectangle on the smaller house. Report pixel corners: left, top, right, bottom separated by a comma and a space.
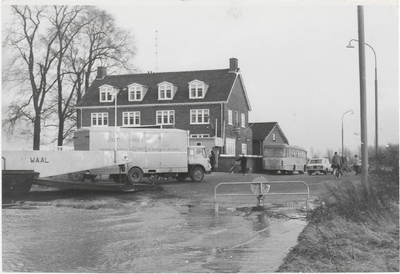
249, 122, 289, 156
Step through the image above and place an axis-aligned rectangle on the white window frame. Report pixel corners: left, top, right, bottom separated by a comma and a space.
190, 134, 210, 138
225, 138, 236, 156
156, 110, 175, 125
99, 86, 114, 102
158, 83, 173, 100
241, 113, 246, 128
128, 85, 142, 101
122, 111, 140, 126
241, 143, 247, 155
91, 113, 108, 127
190, 109, 209, 124
228, 110, 233, 125
189, 82, 204, 99
235, 111, 239, 127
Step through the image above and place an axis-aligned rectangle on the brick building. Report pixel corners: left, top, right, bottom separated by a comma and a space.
76, 58, 253, 170
249, 122, 289, 156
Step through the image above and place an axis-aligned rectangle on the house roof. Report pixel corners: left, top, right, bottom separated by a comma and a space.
77, 68, 250, 108
249, 122, 289, 144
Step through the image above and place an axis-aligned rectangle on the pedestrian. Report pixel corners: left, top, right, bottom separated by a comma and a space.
209, 150, 215, 172
353, 155, 361, 175
331, 152, 342, 175
237, 154, 248, 175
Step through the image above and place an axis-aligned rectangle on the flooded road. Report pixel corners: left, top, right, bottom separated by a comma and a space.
3, 178, 308, 273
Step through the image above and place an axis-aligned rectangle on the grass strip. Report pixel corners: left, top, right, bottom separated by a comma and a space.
278, 171, 399, 272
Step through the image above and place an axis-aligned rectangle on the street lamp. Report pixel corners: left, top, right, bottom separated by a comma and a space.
342, 110, 354, 157
347, 39, 378, 169
113, 89, 120, 163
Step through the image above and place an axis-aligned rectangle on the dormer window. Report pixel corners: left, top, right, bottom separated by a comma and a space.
128, 83, 148, 102
189, 80, 209, 99
157, 82, 177, 100
99, 85, 115, 102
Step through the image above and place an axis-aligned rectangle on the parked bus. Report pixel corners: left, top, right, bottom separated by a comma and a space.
262, 143, 307, 174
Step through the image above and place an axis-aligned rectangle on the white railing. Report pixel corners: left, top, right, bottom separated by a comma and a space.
214, 177, 310, 212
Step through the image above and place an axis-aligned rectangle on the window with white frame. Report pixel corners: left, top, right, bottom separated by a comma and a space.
128, 85, 142, 101
190, 109, 209, 124
158, 83, 173, 100
99, 86, 114, 102
225, 138, 236, 156
189, 82, 204, 98
123, 111, 140, 126
190, 134, 210, 138
241, 143, 247, 155
241, 113, 246, 128
156, 110, 175, 125
91, 113, 108, 126
235, 111, 239, 127
228, 110, 233, 125
272, 133, 276, 141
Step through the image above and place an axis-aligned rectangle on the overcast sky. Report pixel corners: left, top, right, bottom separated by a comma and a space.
2, 0, 399, 156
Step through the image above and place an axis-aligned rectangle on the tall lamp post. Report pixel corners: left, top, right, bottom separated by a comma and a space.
113, 89, 120, 163
347, 39, 378, 169
342, 110, 354, 156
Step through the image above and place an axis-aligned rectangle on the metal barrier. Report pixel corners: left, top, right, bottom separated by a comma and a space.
214, 177, 310, 212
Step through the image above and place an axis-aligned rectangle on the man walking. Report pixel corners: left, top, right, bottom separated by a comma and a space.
331, 152, 342, 176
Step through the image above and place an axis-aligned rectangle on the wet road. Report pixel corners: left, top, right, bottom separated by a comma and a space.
1, 171, 332, 273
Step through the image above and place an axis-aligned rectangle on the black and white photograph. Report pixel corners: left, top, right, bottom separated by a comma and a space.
2, 0, 399, 272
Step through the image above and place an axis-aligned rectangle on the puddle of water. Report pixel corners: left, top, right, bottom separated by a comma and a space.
2, 193, 307, 273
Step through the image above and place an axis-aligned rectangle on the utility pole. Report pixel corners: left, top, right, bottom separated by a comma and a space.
357, 5, 369, 192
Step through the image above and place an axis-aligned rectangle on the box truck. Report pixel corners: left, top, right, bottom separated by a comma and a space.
73, 127, 212, 184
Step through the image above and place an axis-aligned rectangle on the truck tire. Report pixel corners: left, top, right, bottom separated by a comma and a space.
190, 167, 204, 182
127, 167, 143, 184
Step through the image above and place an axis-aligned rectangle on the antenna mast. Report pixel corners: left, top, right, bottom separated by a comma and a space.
155, 30, 158, 72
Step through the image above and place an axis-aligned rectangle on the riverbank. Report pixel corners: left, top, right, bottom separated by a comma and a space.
277, 173, 399, 272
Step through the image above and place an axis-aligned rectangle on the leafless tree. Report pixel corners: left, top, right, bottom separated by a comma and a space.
3, 5, 136, 149
57, 6, 136, 146
3, 6, 59, 150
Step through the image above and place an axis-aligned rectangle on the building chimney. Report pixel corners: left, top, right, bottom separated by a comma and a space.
229, 58, 238, 72
97, 67, 107, 79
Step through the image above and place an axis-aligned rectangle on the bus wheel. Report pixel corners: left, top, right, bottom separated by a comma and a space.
190, 167, 204, 182
127, 167, 143, 185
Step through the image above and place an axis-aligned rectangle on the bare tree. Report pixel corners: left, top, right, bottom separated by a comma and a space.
3, 6, 59, 150
3, 5, 136, 149
57, 6, 136, 146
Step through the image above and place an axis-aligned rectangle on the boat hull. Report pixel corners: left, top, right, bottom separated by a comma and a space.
2, 170, 40, 196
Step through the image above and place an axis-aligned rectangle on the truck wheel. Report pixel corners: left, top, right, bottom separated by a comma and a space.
190, 167, 204, 182
127, 167, 143, 184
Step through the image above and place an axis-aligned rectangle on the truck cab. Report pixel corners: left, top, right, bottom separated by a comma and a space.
185, 146, 212, 182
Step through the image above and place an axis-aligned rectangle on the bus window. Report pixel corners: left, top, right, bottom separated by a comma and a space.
274, 148, 285, 156
264, 147, 273, 156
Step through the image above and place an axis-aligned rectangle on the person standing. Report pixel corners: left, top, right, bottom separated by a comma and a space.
353, 155, 361, 175
238, 154, 248, 175
209, 150, 215, 172
331, 152, 342, 175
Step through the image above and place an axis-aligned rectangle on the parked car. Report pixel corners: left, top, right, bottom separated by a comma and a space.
306, 158, 333, 175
